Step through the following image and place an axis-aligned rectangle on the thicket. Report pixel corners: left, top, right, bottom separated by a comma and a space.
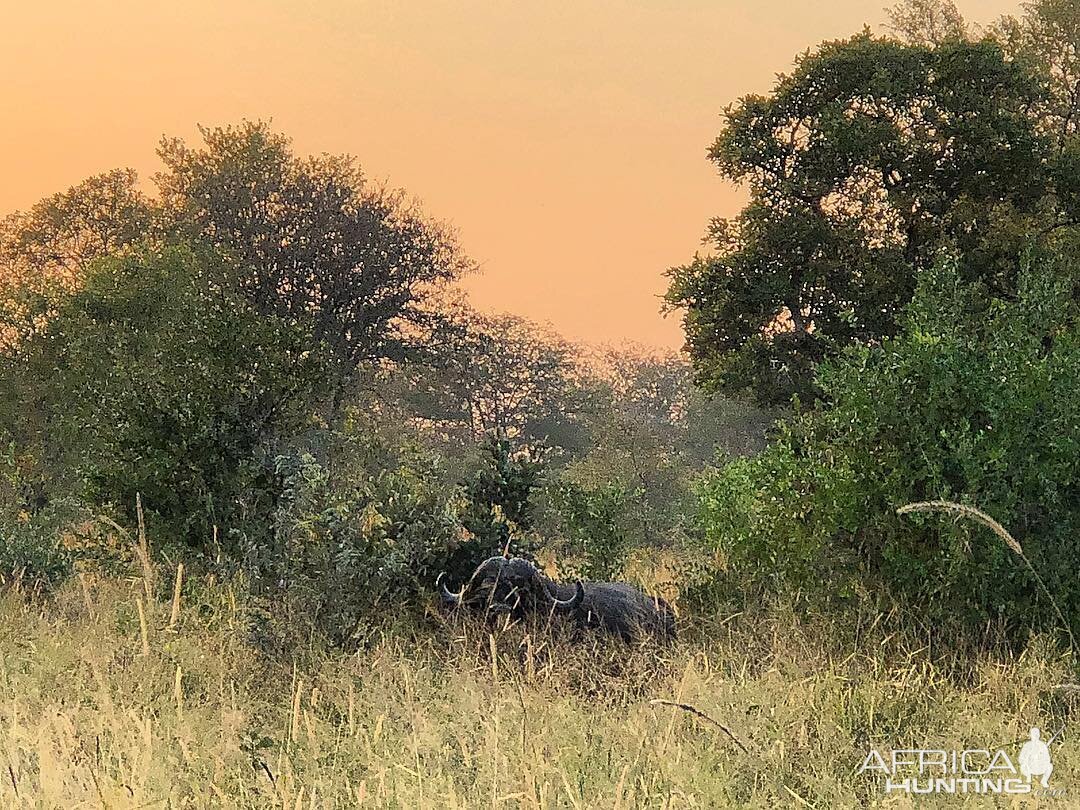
696, 255, 1080, 640
5, 4, 1080, 652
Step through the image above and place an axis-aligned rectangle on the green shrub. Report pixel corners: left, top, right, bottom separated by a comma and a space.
544, 480, 638, 580
697, 255, 1080, 638
0, 518, 72, 589
446, 437, 545, 577
253, 445, 463, 646
243, 426, 559, 645
4, 243, 327, 550
0, 446, 73, 589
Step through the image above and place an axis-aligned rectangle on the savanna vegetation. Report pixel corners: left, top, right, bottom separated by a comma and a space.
2, 0, 1080, 805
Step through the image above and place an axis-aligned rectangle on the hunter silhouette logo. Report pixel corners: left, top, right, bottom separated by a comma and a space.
1019, 727, 1053, 787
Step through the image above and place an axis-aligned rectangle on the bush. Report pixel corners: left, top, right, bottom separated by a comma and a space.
697, 254, 1080, 638
543, 480, 638, 580
0, 445, 73, 589
445, 437, 545, 578
0, 517, 72, 590
254, 450, 463, 646
3, 243, 327, 550
245, 423, 551, 646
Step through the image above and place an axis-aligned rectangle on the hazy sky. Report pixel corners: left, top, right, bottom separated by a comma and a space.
1, 0, 1018, 348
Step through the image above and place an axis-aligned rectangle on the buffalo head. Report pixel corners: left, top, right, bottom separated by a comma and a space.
437, 556, 675, 641
437, 556, 583, 620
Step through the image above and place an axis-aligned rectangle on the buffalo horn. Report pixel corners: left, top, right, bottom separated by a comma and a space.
436, 572, 465, 606
543, 579, 585, 610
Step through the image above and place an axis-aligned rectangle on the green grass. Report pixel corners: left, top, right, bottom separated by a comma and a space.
0, 571, 1075, 808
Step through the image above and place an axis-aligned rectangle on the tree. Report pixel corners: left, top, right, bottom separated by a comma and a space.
0, 168, 151, 284
885, 0, 967, 45
4, 243, 327, 546
0, 122, 481, 549
412, 304, 586, 447
540, 348, 771, 576
155, 122, 472, 390
456, 437, 546, 565
0, 169, 151, 348
665, 33, 1050, 405
697, 254, 1080, 639
1, 123, 472, 390
995, 0, 1080, 145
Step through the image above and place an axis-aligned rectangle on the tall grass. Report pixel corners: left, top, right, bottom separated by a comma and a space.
0, 571, 1075, 807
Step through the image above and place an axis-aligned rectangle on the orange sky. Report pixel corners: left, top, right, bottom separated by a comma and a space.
1, 0, 1018, 348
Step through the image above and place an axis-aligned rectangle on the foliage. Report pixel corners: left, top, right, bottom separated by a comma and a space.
995, 0, 1080, 144
0, 168, 151, 287
0, 514, 74, 591
0, 169, 151, 349
0, 120, 485, 573
254, 426, 464, 646
2, 243, 326, 549
0, 451, 73, 589
544, 480, 638, 580
536, 349, 769, 582
244, 418, 554, 646
696, 255, 1080, 638
884, 0, 967, 45
666, 32, 1052, 405
156, 122, 471, 388
444, 437, 546, 580
1, 121, 470, 406
410, 304, 587, 447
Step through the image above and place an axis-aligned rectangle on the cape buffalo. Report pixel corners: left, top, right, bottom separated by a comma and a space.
437, 556, 676, 642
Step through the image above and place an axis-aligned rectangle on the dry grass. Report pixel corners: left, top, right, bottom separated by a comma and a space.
898, 500, 1077, 651
0, 573, 1076, 808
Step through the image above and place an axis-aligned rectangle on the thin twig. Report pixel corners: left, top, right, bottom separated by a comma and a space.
135, 493, 154, 600
167, 563, 184, 632
649, 699, 749, 753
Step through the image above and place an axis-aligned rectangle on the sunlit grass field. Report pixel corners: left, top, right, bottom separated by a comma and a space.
0, 567, 1075, 808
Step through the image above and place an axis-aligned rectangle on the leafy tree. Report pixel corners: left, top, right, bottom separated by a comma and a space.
0, 169, 151, 348
885, 0, 967, 45
156, 122, 472, 391
2, 123, 471, 388
696, 254, 1080, 639
458, 438, 545, 560
4, 243, 326, 546
537, 349, 771, 581
995, 0, 1080, 144
0, 171, 156, 508
0, 122, 479, 553
411, 304, 587, 448
665, 33, 1050, 405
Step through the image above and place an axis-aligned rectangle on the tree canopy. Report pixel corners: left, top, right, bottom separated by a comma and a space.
1, 122, 471, 388
665, 27, 1066, 405
156, 123, 472, 379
